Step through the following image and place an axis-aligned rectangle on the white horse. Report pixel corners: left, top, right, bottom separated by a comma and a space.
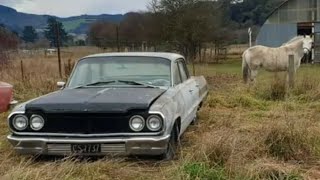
242, 35, 313, 83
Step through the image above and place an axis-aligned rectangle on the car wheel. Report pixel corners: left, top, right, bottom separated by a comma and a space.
190, 114, 197, 125
161, 124, 179, 160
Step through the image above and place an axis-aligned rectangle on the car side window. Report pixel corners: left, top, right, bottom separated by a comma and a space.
178, 61, 188, 82
174, 62, 182, 85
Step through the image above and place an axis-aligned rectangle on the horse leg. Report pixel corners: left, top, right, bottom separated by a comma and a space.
250, 69, 258, 84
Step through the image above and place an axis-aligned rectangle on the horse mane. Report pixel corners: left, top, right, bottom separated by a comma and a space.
282, 36, 304, 47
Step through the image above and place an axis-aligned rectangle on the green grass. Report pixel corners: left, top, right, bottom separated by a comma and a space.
62, 19, 87, 32
182, 162, 227, 180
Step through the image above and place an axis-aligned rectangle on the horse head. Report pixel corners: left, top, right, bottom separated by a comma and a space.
303, 35, 313, 55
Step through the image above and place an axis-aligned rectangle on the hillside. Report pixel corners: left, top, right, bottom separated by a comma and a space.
0, 5, 124, 34
60, 14, 124, 34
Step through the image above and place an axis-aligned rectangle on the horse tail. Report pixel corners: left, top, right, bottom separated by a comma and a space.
242, 50, 250, 84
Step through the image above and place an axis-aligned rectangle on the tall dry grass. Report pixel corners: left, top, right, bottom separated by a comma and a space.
1, 50, 320, 179
0, 46, 104, 100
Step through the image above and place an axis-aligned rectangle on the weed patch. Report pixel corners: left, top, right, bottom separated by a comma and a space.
182, 162, 227, 180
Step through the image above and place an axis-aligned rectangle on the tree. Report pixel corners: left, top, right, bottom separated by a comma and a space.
32, 38, 50, 49
44, 17, 68, 47
150, 0, 227, 60
88, 21, 118, 49
229, 0, 284, 26
119, 13, 145, 42
87, 0, 283, 56
75, 40, 86, 46
22, 26, 38, 43
0, 26, 19, 50
0, 26, 19, 64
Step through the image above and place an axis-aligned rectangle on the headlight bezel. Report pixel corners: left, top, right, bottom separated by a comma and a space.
12, 114, 29, 131
129, 115, 146, 132
30, 114, 45, 131
146, 115, 163, 132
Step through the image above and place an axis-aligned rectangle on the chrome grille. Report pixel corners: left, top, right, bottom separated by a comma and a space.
101, 144, 126, 153
47, 144, 71, 154
47, 144, 126, 154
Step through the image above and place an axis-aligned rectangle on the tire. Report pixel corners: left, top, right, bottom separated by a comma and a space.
161, 124, 179, 160
191, 104, 201, 125
190, 114, 197, 125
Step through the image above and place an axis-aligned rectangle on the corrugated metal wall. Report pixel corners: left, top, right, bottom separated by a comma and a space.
314, 23, 320, 62
256, 23, 297, 47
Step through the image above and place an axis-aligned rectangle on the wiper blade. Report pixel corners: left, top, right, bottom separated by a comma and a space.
74, 80, 116, 89
74, 80, 158, 89
118, 80, 158, 88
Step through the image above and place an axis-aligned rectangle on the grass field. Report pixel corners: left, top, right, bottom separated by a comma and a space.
1, 49, 320, 179
62, 19, 87, 32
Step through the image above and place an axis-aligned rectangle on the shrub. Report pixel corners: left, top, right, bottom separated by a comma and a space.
264, 119, 317, 161
247, 159, 303, 180
232, 94, 268, 110
294, 74, 319, 96
268, 74, 287, 101
207, 93, 269, 110
254, 73, 287, 101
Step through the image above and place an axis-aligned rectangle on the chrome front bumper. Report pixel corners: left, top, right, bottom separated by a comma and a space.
7, 134, 170, 156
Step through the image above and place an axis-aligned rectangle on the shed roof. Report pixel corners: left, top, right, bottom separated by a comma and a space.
265, 0, 289, 21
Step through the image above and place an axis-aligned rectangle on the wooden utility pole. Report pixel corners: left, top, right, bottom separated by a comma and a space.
288, 54, 295, 88
116, 25, 120, 52
55, 22, 62, 78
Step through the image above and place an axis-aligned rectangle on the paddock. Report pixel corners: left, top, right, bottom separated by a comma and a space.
1, 45, 320, 178
256, 0, 320, 63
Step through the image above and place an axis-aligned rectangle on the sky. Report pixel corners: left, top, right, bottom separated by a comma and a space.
0, 0, 150, 17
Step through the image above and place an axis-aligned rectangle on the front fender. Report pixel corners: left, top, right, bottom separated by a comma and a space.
149, 88, 182, 135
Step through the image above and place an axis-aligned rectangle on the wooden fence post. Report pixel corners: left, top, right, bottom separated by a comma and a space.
288, 54, 295, 88
20, 60, 24, 80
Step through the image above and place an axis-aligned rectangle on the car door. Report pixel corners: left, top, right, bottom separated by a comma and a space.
178, 61, 200, 107
176, 59, 198, 133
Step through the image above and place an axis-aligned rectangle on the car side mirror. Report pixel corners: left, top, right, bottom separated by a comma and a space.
57, 81, 66, 89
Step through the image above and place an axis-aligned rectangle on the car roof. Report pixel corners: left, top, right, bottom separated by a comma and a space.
83, 52, 185, 61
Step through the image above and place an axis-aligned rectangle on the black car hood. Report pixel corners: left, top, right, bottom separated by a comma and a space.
26, 87, 167, 113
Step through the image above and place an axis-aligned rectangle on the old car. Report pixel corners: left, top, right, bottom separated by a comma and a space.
0, 82, 17, 113
7, 52, 208, 159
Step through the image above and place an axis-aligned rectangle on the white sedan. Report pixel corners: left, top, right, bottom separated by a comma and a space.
7, 52, 208, 160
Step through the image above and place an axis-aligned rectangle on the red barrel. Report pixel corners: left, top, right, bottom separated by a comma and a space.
0, 82, 13, 113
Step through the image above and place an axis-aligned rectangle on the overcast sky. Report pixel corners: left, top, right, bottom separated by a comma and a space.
0, 0, 150, 17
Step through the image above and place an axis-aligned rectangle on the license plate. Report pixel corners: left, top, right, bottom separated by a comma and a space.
71, 144, 101, 154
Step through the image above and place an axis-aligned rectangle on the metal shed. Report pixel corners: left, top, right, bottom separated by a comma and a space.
256, 0, 320, 63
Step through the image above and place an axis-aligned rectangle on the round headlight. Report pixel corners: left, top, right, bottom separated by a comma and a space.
147, 115, 163, 131
30, 115, 45, 131
129, 115, 145, 132
12, 115, 28, 131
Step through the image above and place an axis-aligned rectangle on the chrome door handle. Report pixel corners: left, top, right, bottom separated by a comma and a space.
189, 89, 194, 93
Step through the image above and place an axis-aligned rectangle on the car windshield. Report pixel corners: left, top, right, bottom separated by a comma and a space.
67, 56, 171, 88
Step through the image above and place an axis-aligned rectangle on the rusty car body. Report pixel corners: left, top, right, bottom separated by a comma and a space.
7, 52, 208, 159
